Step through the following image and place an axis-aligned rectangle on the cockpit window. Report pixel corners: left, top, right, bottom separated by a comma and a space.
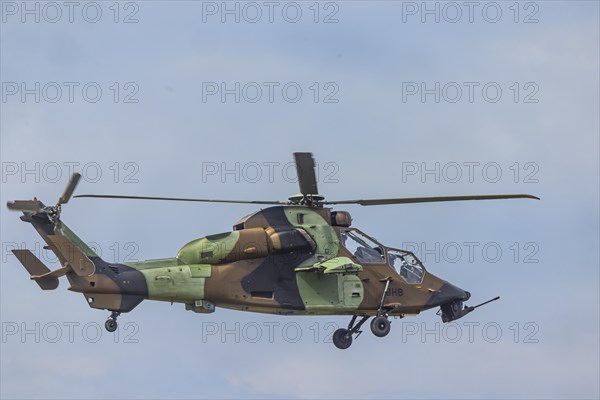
388, 249, 426, 284
340, 229, 385, 264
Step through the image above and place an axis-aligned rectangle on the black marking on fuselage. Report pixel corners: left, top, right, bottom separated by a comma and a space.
22, 212, 148, 312
240, 207, 311, 310
424, 282, 469, 309
89, 256, 148, 312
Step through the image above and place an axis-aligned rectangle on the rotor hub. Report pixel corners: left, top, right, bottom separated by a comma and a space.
288, 193, 325, 206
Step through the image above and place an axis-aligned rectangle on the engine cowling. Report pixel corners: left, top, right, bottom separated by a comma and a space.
176, 227, 315, 265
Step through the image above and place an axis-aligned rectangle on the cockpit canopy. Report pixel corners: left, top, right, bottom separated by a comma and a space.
340, 228, 426, 284
386, 248, 426, 284
340, 229, 385, 264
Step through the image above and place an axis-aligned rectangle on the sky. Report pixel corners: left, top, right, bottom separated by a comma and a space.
1, 1, 599, 399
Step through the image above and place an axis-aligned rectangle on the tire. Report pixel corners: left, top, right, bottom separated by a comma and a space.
371, 316, 391, 337
105, 319, 118, 332
332, 328, 353, 350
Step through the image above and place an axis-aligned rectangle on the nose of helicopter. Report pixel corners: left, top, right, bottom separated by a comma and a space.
425, 282, 471, 308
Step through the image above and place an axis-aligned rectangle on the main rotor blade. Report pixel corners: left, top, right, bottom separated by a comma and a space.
74, 194, 287, 205
58, 173, 82, 205
294, 152, 319, 196
323, 194, 540, 206
6, 200, 43, 213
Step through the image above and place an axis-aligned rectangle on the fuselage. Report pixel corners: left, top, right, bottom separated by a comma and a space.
20, 204, 468, 317
111, 205, 470, 316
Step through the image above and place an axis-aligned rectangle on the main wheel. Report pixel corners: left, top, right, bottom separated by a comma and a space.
105, 319, 118, 332
332, 328, 353, 349
371, 316, 391, 337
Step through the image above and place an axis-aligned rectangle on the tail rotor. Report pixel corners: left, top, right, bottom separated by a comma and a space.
7, 173, 82, 222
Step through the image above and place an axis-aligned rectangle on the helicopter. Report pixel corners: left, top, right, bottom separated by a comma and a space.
6, 153, 539, 349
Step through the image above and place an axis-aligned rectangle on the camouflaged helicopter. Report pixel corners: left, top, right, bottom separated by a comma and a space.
7, 153, 539, 349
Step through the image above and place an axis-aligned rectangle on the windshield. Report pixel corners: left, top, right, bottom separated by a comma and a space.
339, 229, 427, 283
387, 248, 426, 284
340, 229, 385, 264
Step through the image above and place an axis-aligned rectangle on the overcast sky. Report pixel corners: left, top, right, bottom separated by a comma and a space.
1, 1, 599, 399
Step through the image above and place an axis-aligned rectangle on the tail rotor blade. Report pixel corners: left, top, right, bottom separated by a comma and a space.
6, 200, 43, 213
294, 152, 319, 196
58, 173, 81, 205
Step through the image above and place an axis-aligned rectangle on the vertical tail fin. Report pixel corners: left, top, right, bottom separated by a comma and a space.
44, 232, 95, 276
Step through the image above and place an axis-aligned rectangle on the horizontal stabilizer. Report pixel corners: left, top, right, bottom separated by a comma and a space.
31, 265, 71, 281
12, 250, 60, 290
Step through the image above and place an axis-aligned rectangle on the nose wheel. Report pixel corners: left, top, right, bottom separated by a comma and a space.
370, 315, 391, 337
104, 311, 120, 332
369, 278, 392, 337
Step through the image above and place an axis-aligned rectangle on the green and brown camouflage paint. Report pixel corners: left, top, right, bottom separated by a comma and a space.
15, 203, 468, 318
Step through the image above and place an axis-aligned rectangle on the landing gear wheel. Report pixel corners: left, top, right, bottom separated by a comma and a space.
371, 316, 391, 337
332, 328, 353, 350
105, 311, 120, 332
105, 319, 118, 332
